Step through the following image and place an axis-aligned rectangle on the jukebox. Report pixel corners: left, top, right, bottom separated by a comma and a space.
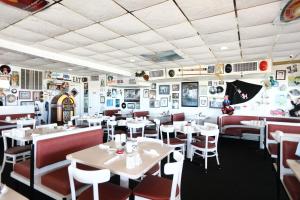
51, 93, 75, 125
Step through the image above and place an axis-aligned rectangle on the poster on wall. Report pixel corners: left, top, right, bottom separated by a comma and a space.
33, 91, 41, 101
149, 90, 156, 99
172, 93, 179, 99
199, 85, 208, 95
124, 89, 140, 102
172, 84, 179, 91
10, 71, 19, 87
288, 76, 300, 86
172, 100, 179, 109
100, 96, 105, 103
149, 99, 155, 108
181, 82, 199, 107
6, 94, 17, 106
100, 75, 106, 87
209, 98, 223, 108
127, 103, 135, 109
107, 99, 113, 107
143, 89, 149, 98
19, 91, 31, 100
199, 96, 208, 107
159, 85, 170, 95
115, 99, 120, 107
160, 97, 168, 107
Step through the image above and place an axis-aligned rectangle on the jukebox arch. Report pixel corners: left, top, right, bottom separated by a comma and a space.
51, 93, 75, 125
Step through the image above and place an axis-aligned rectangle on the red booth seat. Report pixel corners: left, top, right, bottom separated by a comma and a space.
172, 113, 185, 122
260, 116, 300, 123
283, 175, 300, 200
267, 123, 300, 140
104, 109, 120, 117
133, 111, 149, 118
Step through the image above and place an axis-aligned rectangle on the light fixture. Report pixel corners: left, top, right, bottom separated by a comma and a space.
68, 68, 73, 71
220, 46, 228, 50
130, 59, 135, 62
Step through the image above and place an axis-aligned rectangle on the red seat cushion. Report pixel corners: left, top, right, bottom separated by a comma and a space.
145, 163, 160, 176
145, 129, 158, 135
78, 182, 131, 200
191, 141, 216, 149
163, 138, 185, 145
268, 143, 278, 156
14, 159, 31, 179
283, 175, 300, 200
133, 175, 179, 200
176, 134, 187, 140
5, 145, 31, 154
193, 135, 214, 141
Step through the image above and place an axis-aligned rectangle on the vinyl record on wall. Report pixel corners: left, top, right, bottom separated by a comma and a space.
168, 70, 175, 77
121, 102, 126, 109
225, 64, 232, 73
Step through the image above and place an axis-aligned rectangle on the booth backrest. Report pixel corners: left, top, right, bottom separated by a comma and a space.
267, 123, 300, 139
172, 113, 185, 122
133, 111, 149, 118
0, 113, 34, 126
282, 141, 300, 168
220, 115, 259, 126
261, 117, 300, 123
36, 129, 103, 169
104, 109, 120, 117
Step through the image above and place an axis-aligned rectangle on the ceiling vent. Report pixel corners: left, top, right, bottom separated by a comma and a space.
225, 60, 271, 75
140, 50, 183, 63
148, 69, 165, 80
90, 75, 99, 81
232, 62, 258, 72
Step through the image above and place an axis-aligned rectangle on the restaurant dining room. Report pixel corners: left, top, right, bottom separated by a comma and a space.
0, 0, 300, 199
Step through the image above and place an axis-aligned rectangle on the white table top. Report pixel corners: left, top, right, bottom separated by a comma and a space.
66, 141, 173, 180
271, 132, 300, 143
240, 120, 265, 128
0, 186, 28, 200
0, 119, 18, 124
287, 159, 300, 182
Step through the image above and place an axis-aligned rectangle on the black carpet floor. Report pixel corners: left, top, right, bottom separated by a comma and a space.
1, 138, 289, 200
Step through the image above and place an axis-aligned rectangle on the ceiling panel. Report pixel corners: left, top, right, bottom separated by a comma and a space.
114, 0, 166, 11
194, 58, 217, 65
145, 41, 176, 52
35, 4, 93, 30
273, 42, 300, 52
272, 50, 299, 58
1, 52, 32, 61
101, 14, 150, 36
208, 41, 240, 52
107, 59, 127, 65
104, 37, 138, 49
66, 47, 97, 56
189, 52, 215, 60
181, 46, 211, 55
214, 49, 241, 57
192, 12, 237, 34
243, 53, 270, 61
85, 43, 116, 53
238, 2, 281, 27
127, 30, 165, 45
277, 32, 300, 44
38, 38, 75, 51
155, 22, 197, 40
236, 0, 279, 10
55, 32, 95, 46
239, 23, 278, 40
0, 2, 29, 27
217, 55, 241, 62
90, 54, 113, 61
104, 50, 132, 58
279, 22, 300, 34
242, 46, 272, 55
123, 46, 153, 55
14, 16, 68, 37
75, 24, 120, 42
0, 26, 49, 42
175, 0, 234, 20
61, 0, 126, 22
170, 36, 204, 49
133, 1, 186, 29
241, 36, 276, 48
122, 56, 144, 63
21, 58, 53, 66
202, 29, 238, 44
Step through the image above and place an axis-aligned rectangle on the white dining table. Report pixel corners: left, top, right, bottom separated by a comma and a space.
240, 120, 265, 149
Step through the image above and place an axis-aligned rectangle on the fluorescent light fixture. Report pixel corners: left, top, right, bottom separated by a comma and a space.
220, 46, 228, 50
0, 39, 131, 76
68, 68, 73, 71
130, 59, 135, 62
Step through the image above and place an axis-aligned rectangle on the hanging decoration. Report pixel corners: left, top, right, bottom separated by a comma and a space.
280, 0, 300, 23
135, 71, 146, 77
289, 96, 300, 117
221, 95, 234, 115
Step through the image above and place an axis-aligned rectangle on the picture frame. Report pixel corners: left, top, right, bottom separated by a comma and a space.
275, 70, 286, 80
115, 99, 120, 107
172, 99, 179, 109
20, 101, 34, 106
111, 89, 117, 98
6, 94, 17, 106
172, 84, 180, 91
159, 85, 170, 95
172, 93, 179, 99
149, 90, 156, 99
127, 103, 135, 109
181, 82, 199, 107
154, 100, 160, 108
32, 91, 41, 101
107, 99, 113, 107
199, 85, 208, 96
149, 99, 155, 108
143, 89, 149, 98
151, 83, 156, 89
19, 91, 31, 100
124, 89, 140, 102
199, 96, 208, 107
160, 97, 168, 107
100, 96, 105, 103
209, 98, 223, 108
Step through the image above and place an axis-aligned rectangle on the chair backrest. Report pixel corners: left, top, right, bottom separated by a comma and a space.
88, 118, 102, 128
107, 120, 117, 140
127, 122, 145, 138
36, 123, 58, 129
201, 128, 220, 147
154, 119, 161, 133
2, 127, 30, 151
133, 111, 149, 118
17, 119, 36, 129
172, 113, 185, 122
160, 125, 175, 145
164, 151, 184, 200
68, 164, 110, 200
71, 115, 79, 125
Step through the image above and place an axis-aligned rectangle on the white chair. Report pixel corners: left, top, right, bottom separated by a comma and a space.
144, 119, 160, 139
194, 122, 218, 142
88, 118, 102, 128
17, 119, 36, 129
68, 164, 131, 200
160, 125, 185, 162
71, 115, 79, 126
190, 128, 220, 172
173, 121, 188, 141
107, 120, 118, 141
127, 122, 145, 139
36, 123, 57, 129
133, 151, 184, 200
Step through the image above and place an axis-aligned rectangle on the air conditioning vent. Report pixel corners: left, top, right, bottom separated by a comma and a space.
149, 70, 165, 78
90, 75, 99, 81
233, 62, 257, 72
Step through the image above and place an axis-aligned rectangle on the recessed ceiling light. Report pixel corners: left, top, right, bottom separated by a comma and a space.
130, 59, 135, 62
220, 46, 228, 50
68, 68, 73, 71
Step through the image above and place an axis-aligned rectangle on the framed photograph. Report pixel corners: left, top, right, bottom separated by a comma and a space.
154, 100, 160, 108
6, 94, 17, 106
208, 81, 212, 86
100, 96, 105, 103
159, 85, 170, 95
149, 99, 155, 108
135, 103, 140, 109
124, 89, 140, 102
20, 101, 34, 106
127, 103, 135, 109
143, 89, 149, 98
209, 98, 223, 108
199, 96, 208, 107
111, 89, 117, 98
33, 91, 41, 101
172, 93, 179, 99
19, 91, 31, 100
276, 70, 286, 80
115, 99, 120, 107
172, 84, 180, 91
107, 99, 113, 107
181, 82, 199, 107
160, 97, 168, 107
149, 90, 156, 99
172, 99, 179, 109
151, 83, 156, 89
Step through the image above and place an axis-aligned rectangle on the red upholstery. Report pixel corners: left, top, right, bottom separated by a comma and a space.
268, 143, 278, 156
5, 145, 31, 154
133, 175, 179, 200
163, 138, 185, 145
176, 134, 187, 140
221, 115, 259, 126
104, 109, 120, 117
260, 117, 300, 123
145, 129, 157, 135
267, 124, 300, 139
172, 113, 185, 122
282, 141, 300, 168
14, 159, 31, 179
194, 135, 214, 141
0, 113, 34, 127
78, 183, 131, 200
133, 111, 149, 118
191, 141, 216, 149
283, 175, 300, 200
36, 129, 103, 168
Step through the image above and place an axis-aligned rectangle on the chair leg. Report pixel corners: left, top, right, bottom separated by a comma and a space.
190, 148, 194, 162
0, 155, 6, 175
205, 151, 208, 171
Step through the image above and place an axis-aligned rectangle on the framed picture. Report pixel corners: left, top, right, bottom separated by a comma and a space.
33, 91, 41, 101
154, 100, 160, 108
172, 84, 179, 91
199, 85, 208, 95
160, 97, 168, 107
127, 103, 135, 109
149, 99, 155, 108
172, 99, 179, 109
209, 98, 223, 108
151, 83, 156, 89
276, 70, 286, 80
143, 89, 149, 98
111, 89, 117, 98
149, 90, 156, 99
20, 101, 34, 106
172, 93, 179, 99
6, 94, 17, 106
19, 91, 31, 100
107, 99, 113, 107
159, 85, 170, 95
100, 96, 105, 103
208, 81, 212, 86
181, 82, 199, 107
115, 99, 120, 107
199, 96, 208, 107
135, 103, 140, 109
124, 89, 140, 102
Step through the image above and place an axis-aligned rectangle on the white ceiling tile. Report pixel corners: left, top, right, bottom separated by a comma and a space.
67, 47, 97, 56
170, 36, 204, 49
127, 30, 165, 45
238, 2, 281, 27
55, 32, 95, 46
175, 59, 196, 66
145, 42, 176, 52
273, 42, 300, 52
85, 43, 116, 53
272, 50, 299, 58
133, 1, 186, 29
2, 52, 32, 61
31, 43, 59, 52
75, 24, 120, 42
90, 54, 113, 61
14, 16, 68, 37
202, 29, 238, 44
277, 32, 300, 44
214, 49, 241, 57
35, 4, 93, 30
192, 12, 237, 34
101, 14, 150, 36
0, 3, 29, 25
241, 36, 276, 48
242, 46, 272, 55
243, 54, 270, 61
0, 34, 33, 45
62, 0, 126, 22
119, 63, 138, 68
22, 58, 52, 66
38, 38, 75, 51
217, 55, 241, 63
0, 26, 49, 42
114, 0, 166, 11
236, 0, 279, 10
190, 52, 215, 60
107, 59, 127, 65
0, 21, 8, 31
104, 50, 132, 58
240, 23, 278, 40
121, 56, 144, 63
104, 37, 138, 49
181, 46, 211, 55
208, 41, 240, 52
194, 58, 217, 65
279, 22, 300, 34
123, 46, 153, 55
175, 0, 234, 20
272, 56, 292, 62
137, 60, 154, 66
156, 22, 197, 40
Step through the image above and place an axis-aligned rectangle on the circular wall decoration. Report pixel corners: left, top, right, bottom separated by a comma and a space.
121, 102, 126, 109
225, 64, 232, 73
11, 89, 17, 94
216, 86, 224, 93
0, 65, 11, 75
280, 0, 300, 23
259, 61, 268, 71
168, 70, 175, 77
7, 94, 16, 103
